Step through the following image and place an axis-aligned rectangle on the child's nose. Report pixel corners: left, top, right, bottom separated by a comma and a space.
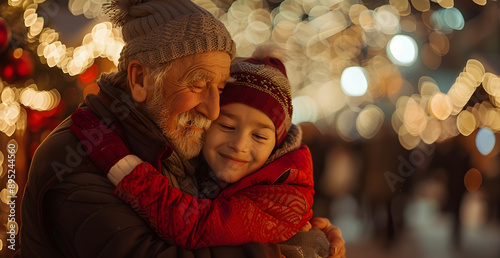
228, 133, 250, 153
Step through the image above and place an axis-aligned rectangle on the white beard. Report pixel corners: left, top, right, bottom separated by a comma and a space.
144, 89, 211, 159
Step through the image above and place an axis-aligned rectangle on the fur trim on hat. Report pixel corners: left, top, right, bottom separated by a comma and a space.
265, 124, 302, 165
251, 44, 288, 63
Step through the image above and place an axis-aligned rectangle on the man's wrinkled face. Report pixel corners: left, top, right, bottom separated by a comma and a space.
144, 51, 231, 159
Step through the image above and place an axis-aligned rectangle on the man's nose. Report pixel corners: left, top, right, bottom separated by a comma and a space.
196, 86, 220, 121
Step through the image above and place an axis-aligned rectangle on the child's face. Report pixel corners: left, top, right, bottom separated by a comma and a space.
202, 103, 276, 183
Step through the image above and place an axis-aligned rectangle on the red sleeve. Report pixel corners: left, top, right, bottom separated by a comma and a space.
115, 162, 311, 249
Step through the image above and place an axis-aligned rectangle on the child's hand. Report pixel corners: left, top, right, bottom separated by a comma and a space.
70, 109, 130, 173
310, 217, 346, 258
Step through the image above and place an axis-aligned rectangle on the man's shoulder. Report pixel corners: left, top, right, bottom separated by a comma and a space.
31, 117, 80, 174
34, 116, 75, 159
27, 115, 105, 194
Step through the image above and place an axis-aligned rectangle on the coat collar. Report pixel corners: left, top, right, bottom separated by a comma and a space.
219, 143, 312, 198
83, 75, 174, 171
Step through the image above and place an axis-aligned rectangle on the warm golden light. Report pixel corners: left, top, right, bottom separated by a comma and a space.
428, 31, 450, 56
1, 87, 15, 104
5, 0, 496, 149
448, 80, 475, 115
29, 17, 44, 37
418, 76, 440, 96
438, 0, 455, 8
24, 12, 37, 27
0, 189, 11, 204
349, 4, 368, 25
473, 0, 487, 6
316, 81, 346, 116
420, 117, 441, 144
411, 0, 431, 12
429, 92, 453, 120
359, 10, 376, 32
390, 0, 411, 15
404, 97, 427, 136
356, 105, 385, 139
457, 110, 477, 136
399, 125, 422, 150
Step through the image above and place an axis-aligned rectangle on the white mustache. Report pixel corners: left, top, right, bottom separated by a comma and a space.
178, 111, 212, 130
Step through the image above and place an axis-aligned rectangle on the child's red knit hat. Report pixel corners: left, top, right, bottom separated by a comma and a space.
220, 45, 293, 146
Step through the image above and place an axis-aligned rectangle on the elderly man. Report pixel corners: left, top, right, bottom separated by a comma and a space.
20, 0, 345, 257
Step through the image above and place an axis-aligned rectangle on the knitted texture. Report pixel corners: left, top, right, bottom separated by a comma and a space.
105, 0, 236, 71
221, 57, 293, 146
69, 109, 131, 173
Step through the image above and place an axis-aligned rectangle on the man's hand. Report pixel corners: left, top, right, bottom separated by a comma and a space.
299, 221, 312, 231
310, 217, 346, 258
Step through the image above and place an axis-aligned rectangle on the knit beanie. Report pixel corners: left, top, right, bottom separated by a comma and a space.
105, 0, 237, 71
220, 45, 293, 146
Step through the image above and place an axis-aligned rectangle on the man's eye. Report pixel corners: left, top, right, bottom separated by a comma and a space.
190, 86, 204, 92
189, 82, 206, 92
218, 87, 224, 94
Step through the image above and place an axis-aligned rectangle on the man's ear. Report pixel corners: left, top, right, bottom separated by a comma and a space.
128, 60, 148, 103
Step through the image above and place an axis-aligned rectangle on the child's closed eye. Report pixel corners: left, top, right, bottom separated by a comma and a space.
253, 134, 268, 141
218, 123, 235, 131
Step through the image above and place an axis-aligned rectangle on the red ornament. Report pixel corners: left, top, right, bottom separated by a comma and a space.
0, 49, 34, 84
27, 109, 45, 132
0, 17, 11, 54
79, 63, 99, 83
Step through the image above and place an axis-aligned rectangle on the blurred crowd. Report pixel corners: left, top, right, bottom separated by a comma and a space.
300, 122, 500, 258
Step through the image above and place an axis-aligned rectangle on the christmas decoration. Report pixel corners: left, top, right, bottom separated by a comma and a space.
0, 17, 11, 54
0, 49, 34, 84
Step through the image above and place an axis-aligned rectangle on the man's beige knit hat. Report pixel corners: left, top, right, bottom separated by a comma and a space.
105, 0, 237, 71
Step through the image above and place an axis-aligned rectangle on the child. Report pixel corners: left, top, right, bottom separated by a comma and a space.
70, 46, 317, 250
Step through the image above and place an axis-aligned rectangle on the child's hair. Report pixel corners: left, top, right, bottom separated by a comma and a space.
220, 45, 293, 146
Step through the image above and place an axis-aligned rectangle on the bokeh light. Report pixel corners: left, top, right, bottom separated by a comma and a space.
341, 66, 369, 97
387, 34, 418, 66
464, 168, 482, 193
410, 0, 431, 12
420, 117, 441, 144
475, 127, 495, 155
457, 110, 477, 136
356, 105, 385, 139
292, 95, 318, 124
2, 0, 499, 155
404, 97, 427, 136
431, 7, 465, 33
336, 108, 359, 142
399, 124, 421, 150
428, 92, 453, 120
1, 1, 499, 257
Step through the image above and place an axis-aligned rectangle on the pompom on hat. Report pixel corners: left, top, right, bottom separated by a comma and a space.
105, 0, 237, 71
220, 45, 293, 146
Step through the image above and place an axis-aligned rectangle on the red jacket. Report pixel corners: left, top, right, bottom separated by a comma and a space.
115, 143, 314, 249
